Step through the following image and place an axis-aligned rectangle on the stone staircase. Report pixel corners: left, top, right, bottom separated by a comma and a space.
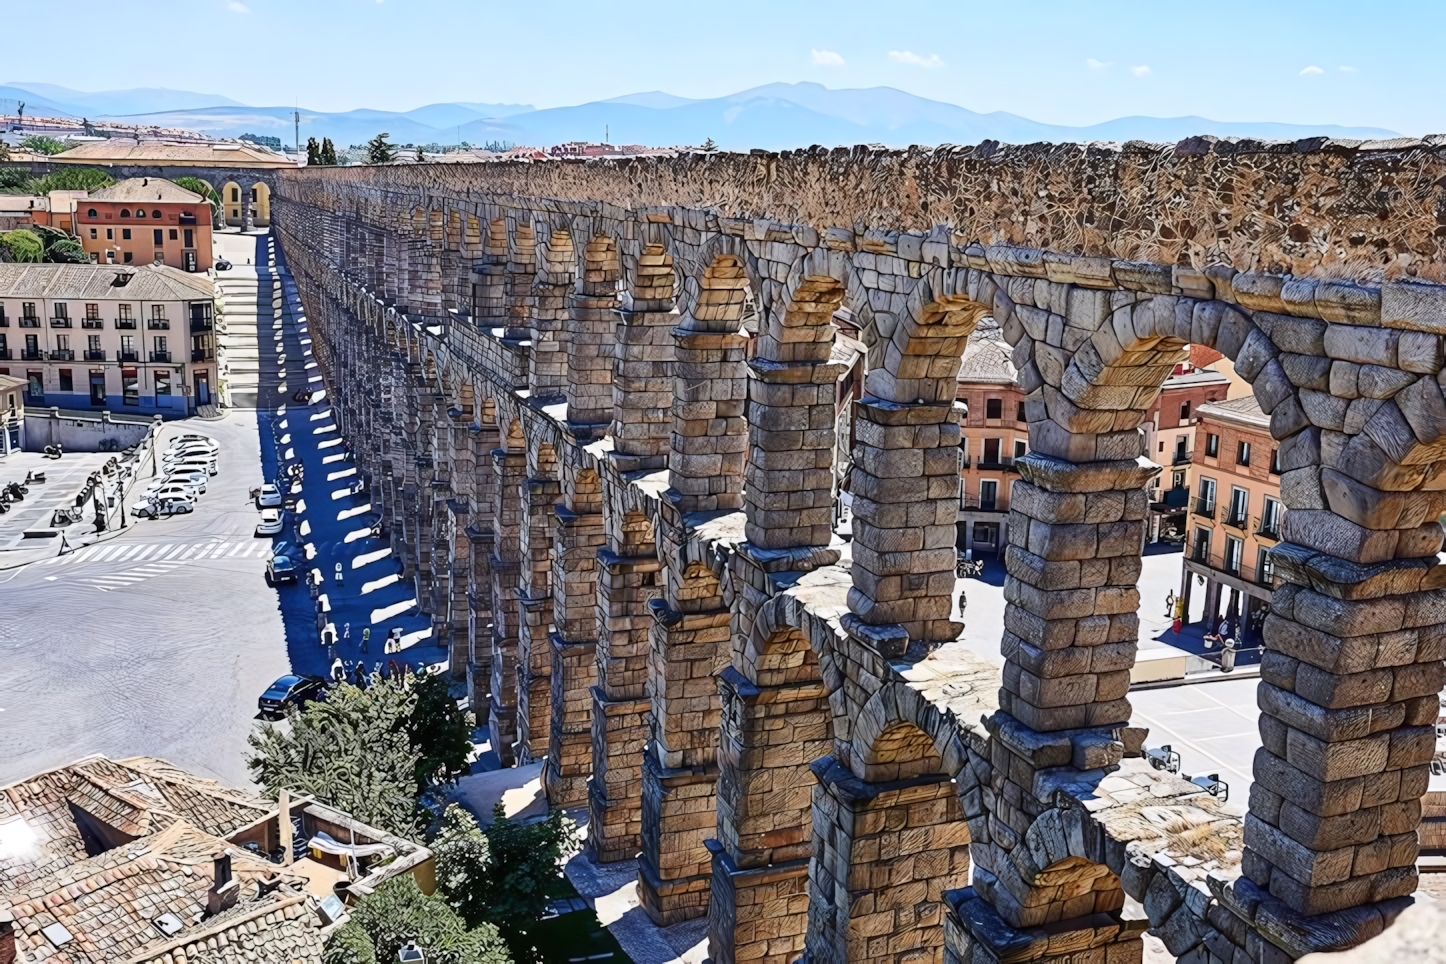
214, 237, 282, 410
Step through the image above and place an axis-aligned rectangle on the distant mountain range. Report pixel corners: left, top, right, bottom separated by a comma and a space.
0, 80, 1399, 151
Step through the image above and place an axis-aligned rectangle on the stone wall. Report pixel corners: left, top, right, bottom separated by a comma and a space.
270, 139, 1446, 964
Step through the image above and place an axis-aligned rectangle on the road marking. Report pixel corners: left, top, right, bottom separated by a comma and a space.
133, 545, 157, 561
159, 544, 183, 560
228, 543, 245, 557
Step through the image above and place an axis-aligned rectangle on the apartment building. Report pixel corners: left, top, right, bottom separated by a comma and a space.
1143, 364, 1232, 542
955, 324, 1026, 556
0, 262, 218, 415
1178, 395, 1282, 644
77, 177, 214, 272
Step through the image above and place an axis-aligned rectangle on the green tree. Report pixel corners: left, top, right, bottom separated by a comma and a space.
409, 669, 473, 791
31, 167, 114, 193
366, 132, 397, 164
173, 176, 219, 207
248, 676, 423, 835
31, 226, 89, 264
432, 805, 579, 936
0, 229, 43, 262
321, 137, 338, 165
20, 135, 66, 156
415, 144, 426, 162
0, 167, 31, 194
324, 875, 512, 964
306, 137, 321, 166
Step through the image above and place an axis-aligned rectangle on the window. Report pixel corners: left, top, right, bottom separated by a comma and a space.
1257, 547, 1275, 585
1227, 487, 1249, 527
169, 228, 178, 241
1206, 433, 1219, 457
152, 210, 162, 219
106, 228, 113, 240
979, 479, 998, 511
53, 303, 68, 319
89, 228, 97, 239
972, 521, 999, 548
122, 228, 132, 241
26, 371, 42, 397
1269, 448, 1280, 475
1193, 527, 1212, 563
1237, 440, 1251, 465
155, 370, 171, 395
1180, 400, 1191, 420
85, 303, 99, 320
983, 437, 1002, 465
118, 304, 133, 320
86, 208, 96, 218
120, 209, 130, 218
1196, 477, 1216, 516
1016, 401, 1026, 422
154, 229, 164, 245
87, 334, 101, 352
1225, 536, 1244, 575
1014, 439, 1027, 459
122, 368, 139, 405
183, 229, 193, 248
135, 209, 145, 218
985, 398, 1003, 419
123, 252, 133, 263
1174, 435, 1189, 460
151, 305, 166, 321
55, 334, 69, 351
1171, 469, 1186, 490
1260, 497, 1282, 537
21, 303, 36, 320
58, 369, 73, 392
153, 335, 167, 353
231, 188, 239, 202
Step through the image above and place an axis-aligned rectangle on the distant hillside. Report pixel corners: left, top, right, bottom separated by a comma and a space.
1, 81, 1399, 151
4, 82, 245, 116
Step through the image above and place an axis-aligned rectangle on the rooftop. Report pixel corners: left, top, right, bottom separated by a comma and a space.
49, 140, 296, 170
0, 263, 214, 303
87, 178, 204, 205
1195, 394, 1269, 430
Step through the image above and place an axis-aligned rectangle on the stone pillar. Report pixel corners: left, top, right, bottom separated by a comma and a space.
587, 509, 659, 863
488, 443, 526, 768
530, 226, 572, 401
803, 757, 971, 964
567, 238, 619, 431
611, 244, 675, 471
445, 497, 470, 673
515, 476, 559, 765
544, 466, 605, 808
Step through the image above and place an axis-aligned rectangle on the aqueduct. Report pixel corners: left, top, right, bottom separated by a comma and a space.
270, 139, 1446, 964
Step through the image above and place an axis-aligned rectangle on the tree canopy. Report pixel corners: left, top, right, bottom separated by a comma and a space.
31, 167, 115, 194
19, 135, 66, 156
366, 132, 398, 164
172, 176, 219, 208
0, 230, 44, 263
323, 875, 512, 964
306, 137, 321, 166
432, 805, 578, 936
0, 227, 88, 264
321, 138, 338, 165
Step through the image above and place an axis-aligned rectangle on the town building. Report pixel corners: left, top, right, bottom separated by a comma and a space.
0, 191, 88, 233
0, 755, 434, 964
1177, 395, 1282, 645
0, 263, 218, 414
954, 323, 1025, 556
1142, 362, 1232, 542
0, 373, 24, 455
77, 178, 213, 272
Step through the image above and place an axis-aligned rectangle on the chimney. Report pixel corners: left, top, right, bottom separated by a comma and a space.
0, 906, 16, 964
206, 852, 239, 917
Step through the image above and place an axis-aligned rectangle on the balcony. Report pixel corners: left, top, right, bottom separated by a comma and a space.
20, 348, 43, 360
49, 349, 74, 361
190, 317, 213, 332
961, 494, 1002, 512
149, 350, 172, 363
84, 349, 107, 361
959, 454, 972, 468
1223, 507, 1250, 530
116, 350, 139, 363
1192, 498, 1216, 519
147, 319, 170, 330
115, 318, 137, 330
1257, 515, 1283, 541
977, 455, 1018, 471
81, 319, 104, 330
1172, 451, 1192, 465
50, 317, 72, 328
0, 316, 8, 327
18, 317, 40, 328
192, 348, 215, 362
0, 348, 10, 360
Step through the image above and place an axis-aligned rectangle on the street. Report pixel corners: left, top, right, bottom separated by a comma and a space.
0, 232, 436, 789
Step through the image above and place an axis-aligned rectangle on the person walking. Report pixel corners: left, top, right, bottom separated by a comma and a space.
343, 622, 351, 642
361, 627, 370, 653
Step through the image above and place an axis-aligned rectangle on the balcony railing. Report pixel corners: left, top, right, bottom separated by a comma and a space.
81, 319, 104, 330
190, 318, 213, 332
1192, 498, 1216, 519
149, 350, 172, 363
961, 494, 1002, 512
49, 349, 74, 361
147, 319, 170, 330
1224, 507, 1250, 529
20, 349, 43, 360
115, 318, 136, 330
1257, 515, 1283, 540
0, 348, 11, 360
18, 317, 40, 328
1172, 451, 1192, 465
83, 349, 107, 361
50, 317, 71, 328
0, 316, 9, 327
977, 456, 1018, 471
116, 350, 139, 363
191, 348, 214, 362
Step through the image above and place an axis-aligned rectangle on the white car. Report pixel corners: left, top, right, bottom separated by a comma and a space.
164, 456, 218, 476
143, 483, 202, 504
256, 483, 283, 507
166, 438, 218, 453
144, 472, 208, 497
132, 497, 195, 519
164, 445, 219, 462
255, 508, 285, 536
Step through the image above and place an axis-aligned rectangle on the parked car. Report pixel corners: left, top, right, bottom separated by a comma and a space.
256, 483, 282, 507
215, 259, 232, 271
140, 483, 202, 505
266, 551, 298, 584
143, 472, 207, 497
164, 456, 218, 477
255, 508, 285, 536
132, 497, 196, 519
166, 436, 218, 453
163, 446, 218, 465
257, 674, 325, 716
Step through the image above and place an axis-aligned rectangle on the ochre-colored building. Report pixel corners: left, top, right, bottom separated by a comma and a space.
77, 178, 213, 272
954, 324, 1026, 556
1178, 395, 1283, 644
1142, 363, 1232, 541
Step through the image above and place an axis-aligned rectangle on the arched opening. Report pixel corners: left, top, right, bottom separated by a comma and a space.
221, 181, 243, 227
250, 182, 271, 227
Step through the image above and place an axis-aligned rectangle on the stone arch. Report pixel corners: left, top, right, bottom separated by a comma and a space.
250, 181, 271, 227
221, 180, 244, 227
611, 240, 677, 469
565, 233, 622, 429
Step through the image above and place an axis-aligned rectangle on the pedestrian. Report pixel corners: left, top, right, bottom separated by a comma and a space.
361, 627, 370, 653
330, 657, 345, 683
343, 622, 351, 641
1164, 590, 1175, 616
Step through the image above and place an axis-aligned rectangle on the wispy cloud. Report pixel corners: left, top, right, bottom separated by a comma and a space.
226, 0, 249, 11
1339, 65, 1358, 73
1130, 65, 1151, 77
1299, 65, 1324, 76
811, 49, 845, 67
1086, 58, 1114, 69
888, 50, 944, 69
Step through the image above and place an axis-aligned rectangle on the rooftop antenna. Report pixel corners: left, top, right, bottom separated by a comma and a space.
605, 123, 609, 145
294, 108, 300, 154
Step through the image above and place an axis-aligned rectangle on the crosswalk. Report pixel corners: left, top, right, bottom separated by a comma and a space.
40, 539, 274, 590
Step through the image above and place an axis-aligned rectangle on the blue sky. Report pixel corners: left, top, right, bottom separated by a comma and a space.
3, 0, 1438, 133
